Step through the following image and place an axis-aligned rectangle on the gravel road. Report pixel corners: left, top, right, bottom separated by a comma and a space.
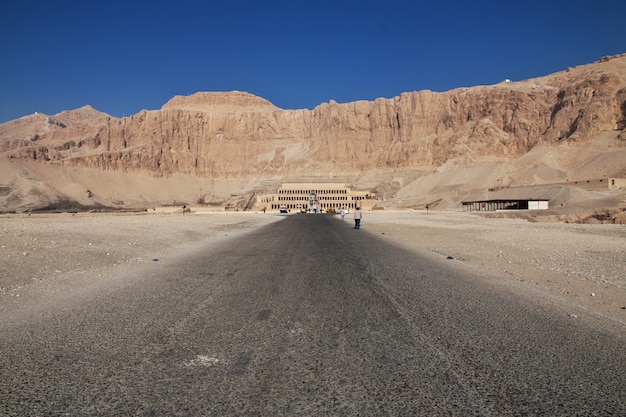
1, 214, 625, 416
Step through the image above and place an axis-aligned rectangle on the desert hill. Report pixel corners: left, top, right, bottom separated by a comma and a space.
1, 54, 625, 220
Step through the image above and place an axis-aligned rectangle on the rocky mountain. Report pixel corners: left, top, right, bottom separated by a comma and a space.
1, 54, 625, 213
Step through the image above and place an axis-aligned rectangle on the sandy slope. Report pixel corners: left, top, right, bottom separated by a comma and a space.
1, 212, 624, 329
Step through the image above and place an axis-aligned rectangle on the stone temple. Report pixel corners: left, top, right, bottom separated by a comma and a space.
255, 183, 377, 213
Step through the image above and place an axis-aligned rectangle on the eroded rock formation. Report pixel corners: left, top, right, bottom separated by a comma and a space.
1, 54, 625, 212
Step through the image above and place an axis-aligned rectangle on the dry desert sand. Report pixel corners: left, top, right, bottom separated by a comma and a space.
1, 211, 624, 330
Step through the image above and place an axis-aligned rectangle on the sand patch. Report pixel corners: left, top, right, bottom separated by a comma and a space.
361, 211, 626, 325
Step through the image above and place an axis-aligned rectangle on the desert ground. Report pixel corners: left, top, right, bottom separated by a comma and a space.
1, 210, 625, 328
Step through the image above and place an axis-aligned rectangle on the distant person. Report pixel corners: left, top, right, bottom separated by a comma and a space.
353, 207, 362, 229
340, 208, 346, 221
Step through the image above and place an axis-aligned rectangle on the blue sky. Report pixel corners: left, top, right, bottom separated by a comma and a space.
1, 0, 625, 123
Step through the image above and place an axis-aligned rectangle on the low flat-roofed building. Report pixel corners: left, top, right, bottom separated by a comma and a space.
462, 199, 549, 211
256, 183, 377, 212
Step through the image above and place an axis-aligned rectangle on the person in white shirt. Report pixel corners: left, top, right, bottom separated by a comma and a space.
353, 207, 362, 229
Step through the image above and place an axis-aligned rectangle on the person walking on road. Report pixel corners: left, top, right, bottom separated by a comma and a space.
353, 206, 362, 229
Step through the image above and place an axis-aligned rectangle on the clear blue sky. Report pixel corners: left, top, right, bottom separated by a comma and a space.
1, 0, 625, 123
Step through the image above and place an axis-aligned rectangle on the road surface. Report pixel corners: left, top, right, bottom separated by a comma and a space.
1, 214, 625, 416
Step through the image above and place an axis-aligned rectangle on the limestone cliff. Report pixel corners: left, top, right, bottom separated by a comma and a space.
2, 55, 625, 178
1, 55, 625, 212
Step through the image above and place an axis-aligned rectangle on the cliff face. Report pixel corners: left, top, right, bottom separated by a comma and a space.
1, 55, 625, 212
2, 56, 625, 180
